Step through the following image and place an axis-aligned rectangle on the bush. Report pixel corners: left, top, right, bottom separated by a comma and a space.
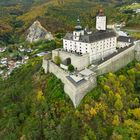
68, 64, 74, 72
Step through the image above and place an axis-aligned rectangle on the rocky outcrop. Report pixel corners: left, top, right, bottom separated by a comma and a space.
26, 20, 54, 43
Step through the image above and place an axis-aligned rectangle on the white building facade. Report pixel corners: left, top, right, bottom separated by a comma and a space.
117, 36, 134, 48
63, 10, 117, 63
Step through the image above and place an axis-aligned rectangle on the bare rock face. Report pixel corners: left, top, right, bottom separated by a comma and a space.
26, 20, 54, 43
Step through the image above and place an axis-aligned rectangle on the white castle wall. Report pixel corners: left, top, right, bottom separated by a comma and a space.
52, 49, 90, 71
42, 60, 96, 107
136, 51, 140, 61
135, 41, 140, 61
42, 44, 140, 107
97, 45, 135, 75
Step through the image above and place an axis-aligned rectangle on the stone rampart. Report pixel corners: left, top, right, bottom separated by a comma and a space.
64, 75, 96, 107
42, 59, 96, 107
97, 45, 135, 75
135, 42, 140, 61
52, 49, 90, 71
136, 51, 140, 61
42, 43, 140, 107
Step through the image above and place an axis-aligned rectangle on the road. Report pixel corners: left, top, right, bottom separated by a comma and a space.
122, 28, 140, 32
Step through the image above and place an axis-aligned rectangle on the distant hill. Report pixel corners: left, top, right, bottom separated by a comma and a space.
0, 0, 140, 44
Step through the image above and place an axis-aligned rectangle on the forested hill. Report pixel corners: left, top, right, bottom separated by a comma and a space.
0, 57, 140, 140
0, 0, 140, 44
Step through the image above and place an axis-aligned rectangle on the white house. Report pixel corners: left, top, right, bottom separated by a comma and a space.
117, 36, 135, 48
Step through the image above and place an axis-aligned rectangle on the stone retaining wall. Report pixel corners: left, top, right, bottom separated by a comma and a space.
42, 60, 96, 107
42, 44, 140, 107
52, 49, 90, 71
135, 50, 140, 61
97, 45, 135, 75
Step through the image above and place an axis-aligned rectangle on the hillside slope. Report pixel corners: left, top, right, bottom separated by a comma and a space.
0, 57, 140, 140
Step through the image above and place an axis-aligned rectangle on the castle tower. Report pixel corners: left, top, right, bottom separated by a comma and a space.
73, 18, 84, 41
96, 9, 107, 31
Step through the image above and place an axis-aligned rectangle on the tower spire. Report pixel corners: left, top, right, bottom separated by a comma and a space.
75, 17, 82, 31
77, 16, 80, 25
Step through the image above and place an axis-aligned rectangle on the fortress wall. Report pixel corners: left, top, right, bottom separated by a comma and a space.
42, 59, 96, 107
135, 51, 140, 61
52, 49, 90, 71
42, 59, 49, 73
64, 76, 97, 107
135, 41, 140, 61
49, 61, 68, 81
49, 60, 96, 107
97, 46, 135, 75
42, 45, 139, 107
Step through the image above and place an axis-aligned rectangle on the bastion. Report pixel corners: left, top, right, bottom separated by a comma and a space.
42, 42, 140, 108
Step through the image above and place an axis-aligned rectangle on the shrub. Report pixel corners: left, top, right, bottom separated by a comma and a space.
68, 64, 74, 72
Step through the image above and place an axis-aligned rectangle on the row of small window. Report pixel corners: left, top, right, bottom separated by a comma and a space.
91, 44, 115, 49
94, 41, 115, 45
65, 44, 115, 50
65, 41, 89, 46
65, 42, 115, 47
96, 45, 115, 50
65, 48, 88, 53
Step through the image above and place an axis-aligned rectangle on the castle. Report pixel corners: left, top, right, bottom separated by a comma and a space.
42, 10, 140, 107
63, 10, 117, 64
